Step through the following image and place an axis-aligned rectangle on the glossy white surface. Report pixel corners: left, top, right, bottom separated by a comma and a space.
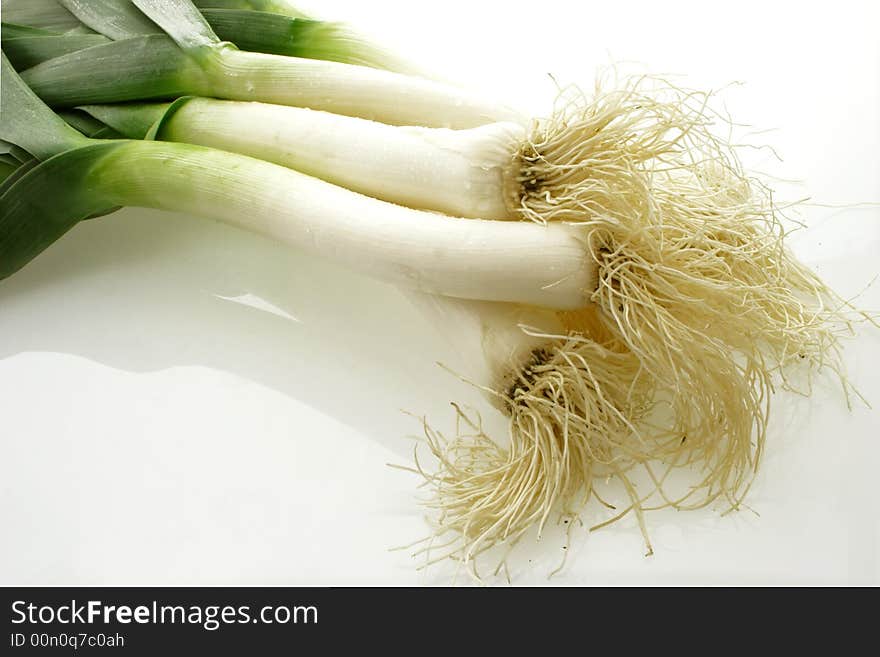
1, 0, 878, 585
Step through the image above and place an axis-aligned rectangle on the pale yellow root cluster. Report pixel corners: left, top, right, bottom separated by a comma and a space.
528, 75, 864, 503
519, 74, 860, 390
411, 328, 651, 576
411, 75, 864, 578
525, 74, 865, 495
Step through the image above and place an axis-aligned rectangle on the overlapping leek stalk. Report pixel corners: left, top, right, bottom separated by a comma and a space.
15, 0, 517, 127
3, 0, 416, 74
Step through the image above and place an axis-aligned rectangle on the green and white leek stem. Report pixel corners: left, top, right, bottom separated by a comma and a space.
92, 142, 590, 307
200, 9, 417, 73
20, 0, 520, 127
5, 11, 412, 74
21, 40, 518, 127
1, 142, 593, 307
86, 98, 525, 219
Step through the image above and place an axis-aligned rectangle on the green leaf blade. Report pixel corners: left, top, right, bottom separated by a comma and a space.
57, 0, 162, 40
131, 0, 221, 51
193, 0, 308, 18
20, 34, 209, 107
2, 33, 111, 70
1, 22, 61, 39
1, 0, 85, 33
0, 53, 91, 158
0, 142, 125, 280
79, 102, 173, 139
198, 9, 410, 72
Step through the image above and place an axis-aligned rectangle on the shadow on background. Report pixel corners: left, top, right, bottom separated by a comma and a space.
0, 207, 496, 460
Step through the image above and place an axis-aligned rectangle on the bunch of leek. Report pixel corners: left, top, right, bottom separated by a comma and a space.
0, 0, 864, 577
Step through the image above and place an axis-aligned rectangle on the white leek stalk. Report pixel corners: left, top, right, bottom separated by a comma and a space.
20, 0, 521, 128
85, 99, 524, 219
94, 142, 593, 308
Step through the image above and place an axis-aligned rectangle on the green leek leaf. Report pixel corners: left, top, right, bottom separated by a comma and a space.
1, 22, 60, 39
0, 53, 90, 158
20, 35, 209, 107
193, 0, 308, 18
131, 0, 221, 51
2, 33, 111, 70
1, 0, 86, 33
57, 0, 161, 40
0, 143, 125, 279
56, 111, 105, 137
79, 102, 173, 140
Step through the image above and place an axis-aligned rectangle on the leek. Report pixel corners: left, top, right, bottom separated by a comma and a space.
83, 98, 523, 219
19, 0, 519, 127
3, 7, 414, 74
199, 9, 415, 71
1, 142, 590, 305
2, 1, 866, 577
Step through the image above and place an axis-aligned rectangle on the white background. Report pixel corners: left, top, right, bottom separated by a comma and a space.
1, 0, 878, 585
